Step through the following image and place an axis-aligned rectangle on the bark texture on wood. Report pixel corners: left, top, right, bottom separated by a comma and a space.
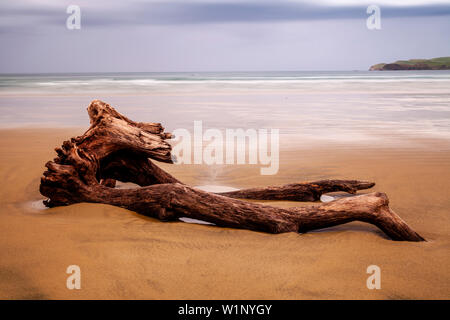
217, 180, 375, 201
39, 100, 425, 241
96, 153, 375, 201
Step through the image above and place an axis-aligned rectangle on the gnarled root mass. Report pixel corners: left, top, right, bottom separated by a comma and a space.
40, 100, 425, 241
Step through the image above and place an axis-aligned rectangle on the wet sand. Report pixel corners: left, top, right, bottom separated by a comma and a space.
0, 128, 449, 299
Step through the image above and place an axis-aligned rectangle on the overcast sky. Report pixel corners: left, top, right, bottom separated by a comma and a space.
0, 0, 449, 73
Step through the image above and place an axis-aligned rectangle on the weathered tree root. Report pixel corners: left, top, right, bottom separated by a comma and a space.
39, 100, 425, 241
98, 152, 375, 201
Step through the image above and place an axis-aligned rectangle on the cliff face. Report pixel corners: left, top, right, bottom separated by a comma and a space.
369, 57, 450, 71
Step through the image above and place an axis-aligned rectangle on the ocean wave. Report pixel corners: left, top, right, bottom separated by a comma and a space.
1, 71, 450, 93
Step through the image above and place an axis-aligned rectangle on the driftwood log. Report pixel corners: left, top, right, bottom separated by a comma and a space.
40, 100, 425, 241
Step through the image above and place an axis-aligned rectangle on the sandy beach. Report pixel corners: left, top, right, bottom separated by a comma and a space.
0, 128, 449, 299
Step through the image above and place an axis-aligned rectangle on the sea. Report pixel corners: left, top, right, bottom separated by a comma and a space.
0, 70, 449, 145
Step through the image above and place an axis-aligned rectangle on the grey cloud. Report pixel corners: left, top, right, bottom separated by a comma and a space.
1, 1, 450, 30
126, 2, 450, 24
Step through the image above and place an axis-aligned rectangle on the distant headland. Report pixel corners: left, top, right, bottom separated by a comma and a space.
369, 57, 450, 71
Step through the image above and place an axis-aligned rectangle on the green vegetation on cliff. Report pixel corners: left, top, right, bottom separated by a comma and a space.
369, 57, 450, 71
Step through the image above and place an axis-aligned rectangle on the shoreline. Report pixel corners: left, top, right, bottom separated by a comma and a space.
1, 127, 449, 149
